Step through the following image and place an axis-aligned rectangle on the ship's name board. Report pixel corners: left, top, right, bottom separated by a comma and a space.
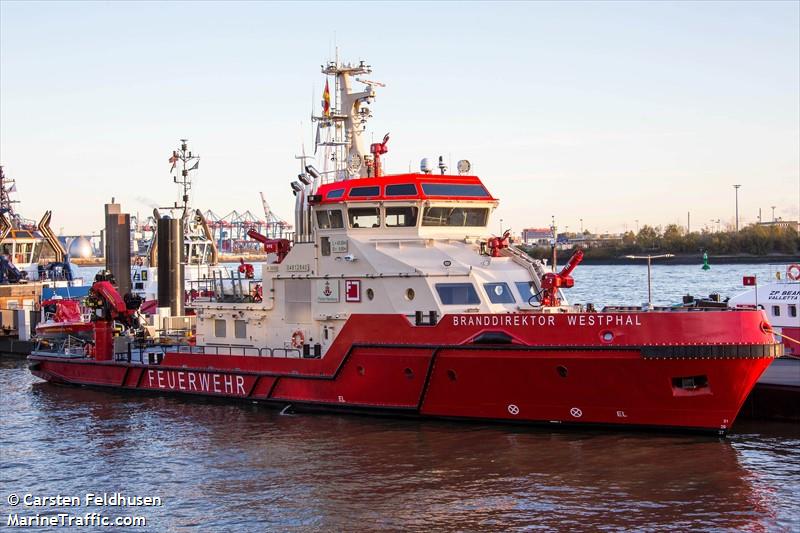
768, 290, 799, 301
331, 239, 348, 253
145, 369, 249, 396
451, 314, 642, 328
285, 264, 310, 273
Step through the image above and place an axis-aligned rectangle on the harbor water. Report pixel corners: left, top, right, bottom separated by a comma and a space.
2, 263, 799, 531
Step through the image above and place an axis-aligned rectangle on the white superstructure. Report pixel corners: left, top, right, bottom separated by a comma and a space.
190, 59, 572, 356
729, 267, 800, 330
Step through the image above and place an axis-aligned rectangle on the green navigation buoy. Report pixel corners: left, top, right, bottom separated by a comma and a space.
702, 251, 711, 270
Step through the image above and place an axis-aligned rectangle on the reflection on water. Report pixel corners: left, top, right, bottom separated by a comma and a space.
1, 359, 798, 531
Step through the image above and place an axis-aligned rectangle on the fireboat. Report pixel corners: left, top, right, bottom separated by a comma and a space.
28, 59, 782, 435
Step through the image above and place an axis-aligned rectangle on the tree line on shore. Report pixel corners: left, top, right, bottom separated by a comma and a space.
520, 223, 799, 260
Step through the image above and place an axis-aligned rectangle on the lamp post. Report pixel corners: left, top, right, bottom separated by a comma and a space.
499, 218, 503, 235
733, 184, 741, 231
771, 206, 776, 222
625, 254, 675, 307
580, 218, 584, 233
550, 215, 557, 272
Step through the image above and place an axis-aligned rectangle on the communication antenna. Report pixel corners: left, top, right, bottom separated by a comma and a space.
167, 139, 200, 219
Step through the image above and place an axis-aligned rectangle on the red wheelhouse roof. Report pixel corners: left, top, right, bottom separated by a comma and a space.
315, 173, 496, 204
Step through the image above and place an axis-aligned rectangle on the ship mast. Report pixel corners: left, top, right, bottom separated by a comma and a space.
312, 59, 381, 181
168, 139, 200, 221
0, 166, 20, 227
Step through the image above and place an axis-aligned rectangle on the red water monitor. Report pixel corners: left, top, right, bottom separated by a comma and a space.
369, 133, 390, 177
247, 229, 290, 263
540, 249, 584, 306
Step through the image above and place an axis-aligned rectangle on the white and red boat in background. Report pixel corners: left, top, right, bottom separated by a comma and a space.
729, 267, 799, 421
729, 267, 800, 356
29, 59, 782, 435
35, 298, 91, 337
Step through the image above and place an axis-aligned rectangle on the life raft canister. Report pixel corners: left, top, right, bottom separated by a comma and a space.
788, 264, 800, 281
291, 330, 305, 348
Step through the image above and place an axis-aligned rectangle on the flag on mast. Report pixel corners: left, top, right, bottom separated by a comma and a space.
169, 152, 178, 172
322, 79, 331, 117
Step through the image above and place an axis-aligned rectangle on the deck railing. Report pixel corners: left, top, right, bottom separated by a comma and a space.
172, 344, 303, 358
110, 342, 306, 363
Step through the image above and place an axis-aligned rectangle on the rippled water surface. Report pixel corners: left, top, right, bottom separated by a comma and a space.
2, 263, 799, 531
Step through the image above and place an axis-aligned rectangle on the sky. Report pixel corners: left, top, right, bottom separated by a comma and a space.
1, 1, 798, 236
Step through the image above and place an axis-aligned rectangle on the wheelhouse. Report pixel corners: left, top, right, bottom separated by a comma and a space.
1, 230, 45, 265
313, 173, 498, 235
185, 236, 213, 265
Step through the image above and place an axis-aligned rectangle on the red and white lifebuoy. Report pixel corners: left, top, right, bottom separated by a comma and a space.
291, 330, 305, 348
788, 264, 800, 281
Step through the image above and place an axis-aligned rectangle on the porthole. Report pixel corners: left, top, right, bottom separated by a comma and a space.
600, 331, 614, 343
447, 369, 457, 382
357, 365, 365, 376
404, 368, 414, 380
366, 288, 374, 300
556, 365, 568, 378
405, 288, 415, 301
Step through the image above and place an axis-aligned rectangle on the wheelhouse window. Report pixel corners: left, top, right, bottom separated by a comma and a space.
772, 305, 781, 317
31, 241, 43, 263
515, 281, 540, 303
348, 207, 380, 228
421, 183, 490, 198
186, 242, 209, 265
484, 282, 515, 304
214, 319, 226, 338
789, 305, 797, 317
386, 183, 417, 196
435, 283, 481, 305
14, 242, 35, 264
422, 207, 489, 227
349, 186, 380, 198
316, 209, 344, 229
385, 206, 418, 227
327, 188, 345, 200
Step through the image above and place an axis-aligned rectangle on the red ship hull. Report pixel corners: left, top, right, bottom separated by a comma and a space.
28, 311, 780, 435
